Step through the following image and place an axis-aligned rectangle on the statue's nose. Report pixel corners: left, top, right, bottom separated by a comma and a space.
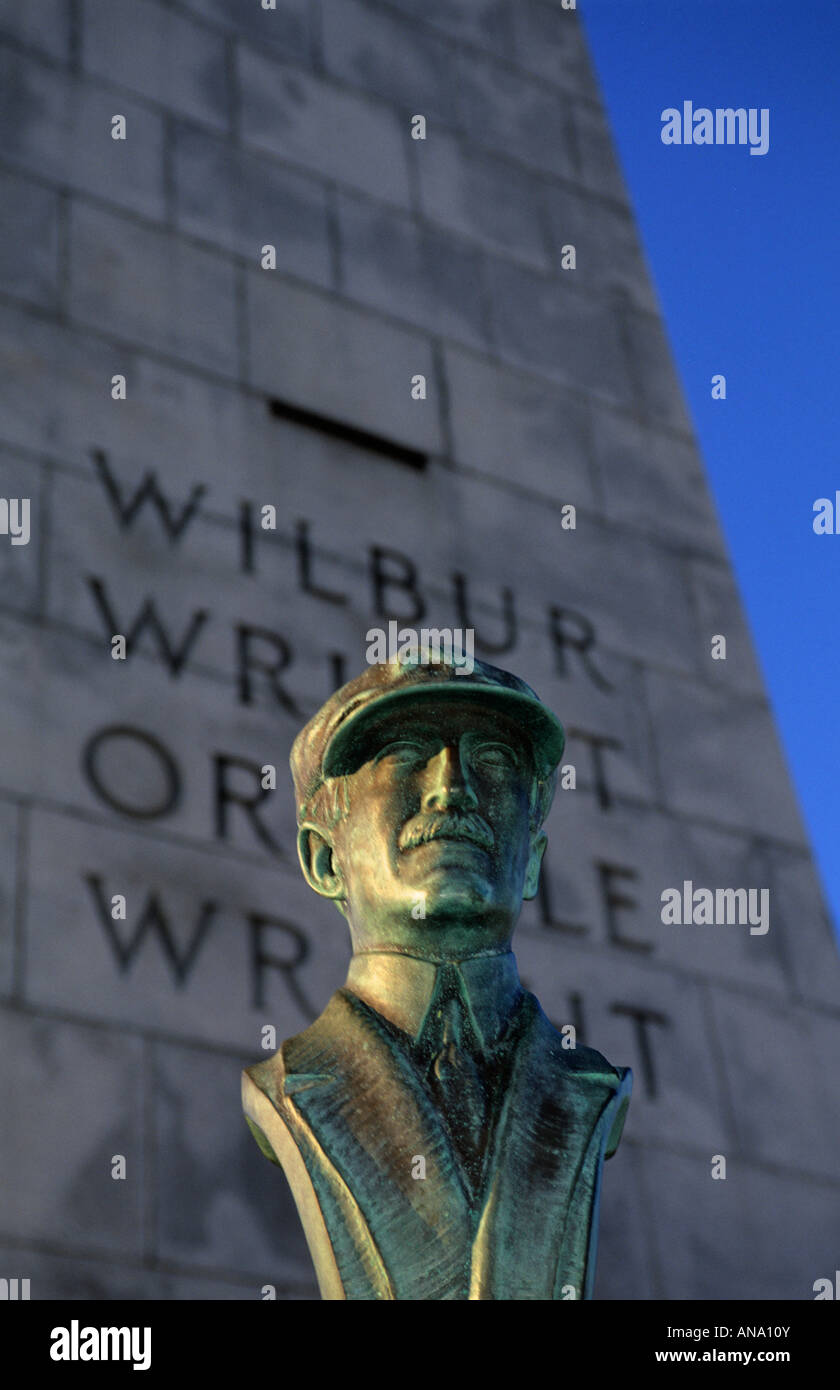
421, 745, 478, 813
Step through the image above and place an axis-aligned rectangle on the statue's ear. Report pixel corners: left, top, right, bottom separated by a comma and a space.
297, 823, 345, 901
523, 830, 548, 900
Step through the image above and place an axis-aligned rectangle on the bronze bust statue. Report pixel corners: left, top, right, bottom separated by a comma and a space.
242, 655, 631, 1300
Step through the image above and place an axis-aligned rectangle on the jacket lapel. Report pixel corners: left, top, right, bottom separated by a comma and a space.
470, 994, 632, 1300
282, 988, 473, 1300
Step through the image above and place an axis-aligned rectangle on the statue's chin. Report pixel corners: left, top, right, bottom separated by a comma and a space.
421, 880, 495, 914
408, 884, 516, 949
348, 891, 514, 953
345, 852, 521, 947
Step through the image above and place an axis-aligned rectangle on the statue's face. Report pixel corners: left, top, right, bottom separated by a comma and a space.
303, 701, 548, 956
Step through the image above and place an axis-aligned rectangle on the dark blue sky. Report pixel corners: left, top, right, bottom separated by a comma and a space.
582, 0, 840, 937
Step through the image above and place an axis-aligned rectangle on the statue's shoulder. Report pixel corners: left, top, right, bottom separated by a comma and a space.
243, 990, 350, 1103
521, 996, 632, 1159
522, 992, 628, 1087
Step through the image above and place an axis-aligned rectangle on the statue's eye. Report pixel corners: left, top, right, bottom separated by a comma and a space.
473, 743, 518, 768
374, 740, 427, 765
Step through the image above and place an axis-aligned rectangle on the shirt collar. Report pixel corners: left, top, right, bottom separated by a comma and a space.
345, 949, 523, 1052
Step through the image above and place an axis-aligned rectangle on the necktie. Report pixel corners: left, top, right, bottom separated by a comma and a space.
420, 964, 489, 1192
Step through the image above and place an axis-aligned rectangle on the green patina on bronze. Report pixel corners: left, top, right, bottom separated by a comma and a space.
242, 655, 631, 1300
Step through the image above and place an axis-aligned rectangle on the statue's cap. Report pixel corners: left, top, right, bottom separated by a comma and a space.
290, 654, 565, 816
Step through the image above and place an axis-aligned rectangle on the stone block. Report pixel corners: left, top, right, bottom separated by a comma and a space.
178, 0, 310, 60
641, 1147, 840, 1299
0, 50, 166, 220
245, 272, 442, 451
688, 558, 767, 698
0, 0, 69, 59
709, 989, 840, 1181
645, 671, 810, 847
443, 344, 595, 504
239, 47, 411, 208
542, 182, 659, 314
0, 1006, 144, 1252
336, 192, 487, 348
572, 101, 630, 206
152, 1040, 315, 1281
0, 802, 17, 1001
0, 170, 60, 311
0, 305, 243, 484
83, 0, 230, 130
620, 304, 694, 434
455, 52, 578, 182
172, 122, 332, 286
589, 406, 726, 557
68, 202, 238, 377
321, 0, 460, 125
0, 306, 57, 458
511, 1, 597, 97
765, 847, 840, 1011
416, 132, 552, 270
377, 0, 513, 55
0, 1244, 309, 1299
593, 1142, 657, 1299
487, 258, 632, 407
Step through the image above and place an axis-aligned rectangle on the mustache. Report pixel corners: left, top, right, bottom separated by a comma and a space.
398, 811, 495, 853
